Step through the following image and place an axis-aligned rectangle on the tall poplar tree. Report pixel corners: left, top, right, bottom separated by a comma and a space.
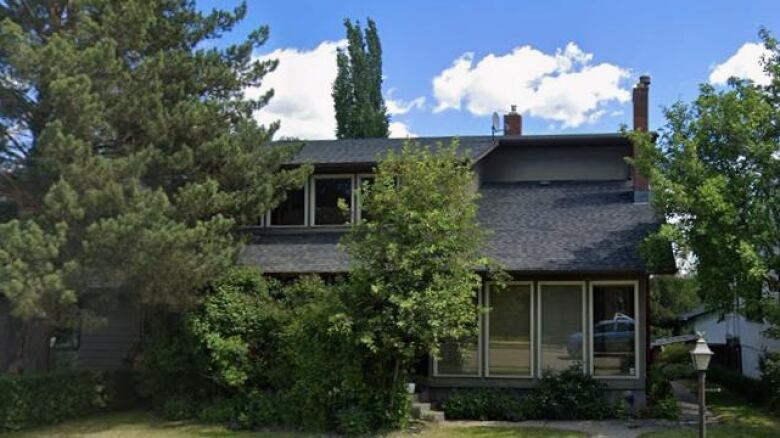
332, 18, 389, 139
0, 0, 309, 372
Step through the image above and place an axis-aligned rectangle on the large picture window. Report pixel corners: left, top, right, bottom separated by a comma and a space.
269, 188, 306, 226
312, 176, 353, 225
487, 283, 533, 376
434, 294, 480, 377
591, 282, 638, 377
539, 283, 584, 372
435, 340, 480, 376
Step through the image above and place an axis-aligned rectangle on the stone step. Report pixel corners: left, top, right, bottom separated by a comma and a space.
421, 410, 445, 422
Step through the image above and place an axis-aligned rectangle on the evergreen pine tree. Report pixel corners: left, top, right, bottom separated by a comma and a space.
332, 18, 389, 138
0, 0, 309, 371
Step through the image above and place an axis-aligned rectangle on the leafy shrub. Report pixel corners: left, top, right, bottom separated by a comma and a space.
0, 370, 138, 432
522, 365, 617, 420
646, 364, 679, 420
759, 352, 780, 414
443, 366, 618, 421
709, 364, 770, 404
658, 343, 694, 366
443, 388, 524, 421
234, 391, 289, 429
335, 406, 374, 437
196, 398, 237, 424
159, 396, 197, 421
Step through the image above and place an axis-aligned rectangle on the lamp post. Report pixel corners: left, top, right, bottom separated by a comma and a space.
690, 332, 714, 438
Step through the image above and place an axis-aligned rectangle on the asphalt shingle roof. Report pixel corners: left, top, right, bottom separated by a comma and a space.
478, 181, 660, 272
240, 180, 663, 274
284, 136, 497, 165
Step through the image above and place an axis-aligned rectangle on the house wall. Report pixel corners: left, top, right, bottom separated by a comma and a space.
424, 273, 649, 408
72, 300, 142, 370
692, 312, 780, 379
478, 144, 631, 183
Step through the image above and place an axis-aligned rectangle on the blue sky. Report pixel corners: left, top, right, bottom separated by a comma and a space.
200, 0, 780, 139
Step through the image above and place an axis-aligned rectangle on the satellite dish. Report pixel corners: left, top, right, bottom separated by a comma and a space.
491, 112, 501, 132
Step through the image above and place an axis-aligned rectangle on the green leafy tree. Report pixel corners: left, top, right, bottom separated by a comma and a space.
342, 140, 502, 395
0, 1, 309, 372
650, 276, 700, 338
631, 29, 780, 338
332, 18, 389, 139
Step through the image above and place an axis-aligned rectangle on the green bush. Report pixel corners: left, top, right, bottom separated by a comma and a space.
709, 364, 770, 404
657, 343, 694, 366
759, 352, 780, 414
646, 364, 679, 420
0, 370, 138, 432
443, 366, 618, 421
522, 365, 617, 420
196, 398, 237, 424
443, 388, 524, 421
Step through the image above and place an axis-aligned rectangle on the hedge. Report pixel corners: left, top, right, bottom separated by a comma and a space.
0, 370, 139, 432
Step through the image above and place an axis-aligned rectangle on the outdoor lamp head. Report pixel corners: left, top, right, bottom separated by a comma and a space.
690, 332, 714, 371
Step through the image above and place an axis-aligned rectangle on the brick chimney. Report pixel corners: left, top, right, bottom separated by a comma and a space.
504, 105, 522, 135
632, 75, 650, 203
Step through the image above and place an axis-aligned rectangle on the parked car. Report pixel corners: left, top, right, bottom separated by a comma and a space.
568, 313, 635, 356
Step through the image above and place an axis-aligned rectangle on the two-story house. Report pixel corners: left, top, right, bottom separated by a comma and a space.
242, 76, 673, 405
0, 76, 672, 406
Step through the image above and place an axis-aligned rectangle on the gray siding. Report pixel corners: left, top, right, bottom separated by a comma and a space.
479, 144, 631, 183
73, 301, 141, 370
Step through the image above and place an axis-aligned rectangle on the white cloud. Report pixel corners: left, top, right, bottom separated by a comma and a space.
250, 40, 345, 140
431, 42, 631, 128
386, 92, 425, 115
709, 42, 771, 86
389, 121, 415, 138
251, 41, 422, 139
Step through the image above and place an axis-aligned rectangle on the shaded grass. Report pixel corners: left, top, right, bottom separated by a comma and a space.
3, 411, 301, 438
4, 411, 587, 438
393, 425, 586, 437
641, 381, 780, 438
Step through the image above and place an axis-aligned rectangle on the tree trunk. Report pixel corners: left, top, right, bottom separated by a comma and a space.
3, 317, 52, 374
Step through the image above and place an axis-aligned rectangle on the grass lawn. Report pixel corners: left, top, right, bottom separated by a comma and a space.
5, 411, 585, 438
640, 381, 780, 438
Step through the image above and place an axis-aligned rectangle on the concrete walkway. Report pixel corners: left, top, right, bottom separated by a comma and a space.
670, 380, 716, 425
441, 419, 677, 438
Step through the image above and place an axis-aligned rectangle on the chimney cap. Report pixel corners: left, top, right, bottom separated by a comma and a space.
638, 75, 651, 86
510, 104, 517, 113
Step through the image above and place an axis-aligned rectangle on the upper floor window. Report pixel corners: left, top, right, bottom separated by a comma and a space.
269, 187, 306, 227
312, 175, 353, 226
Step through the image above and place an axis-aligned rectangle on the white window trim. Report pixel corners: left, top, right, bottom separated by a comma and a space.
588, 280, 641, 380
310, 174, 355, 227
485, 281, 535, 378
432, 288, 483, 378
266, 180, 309, 228
355, 173, 375, 223
537, 281, 587, 376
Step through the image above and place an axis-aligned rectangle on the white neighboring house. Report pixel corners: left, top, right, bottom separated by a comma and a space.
682, 306, 780, 379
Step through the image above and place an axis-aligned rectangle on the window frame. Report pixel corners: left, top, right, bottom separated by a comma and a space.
537, 281, 587, 375
485, 281, 535, 378
266, 181, 309, 228
432, 288, 483, 378
310, 174, 355, 227
588, 280, 640, 380
355, 173, 375, 223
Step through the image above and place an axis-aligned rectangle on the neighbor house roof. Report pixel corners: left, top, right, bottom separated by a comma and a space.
280, 135, 497, 165
240, 180, 666, 274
